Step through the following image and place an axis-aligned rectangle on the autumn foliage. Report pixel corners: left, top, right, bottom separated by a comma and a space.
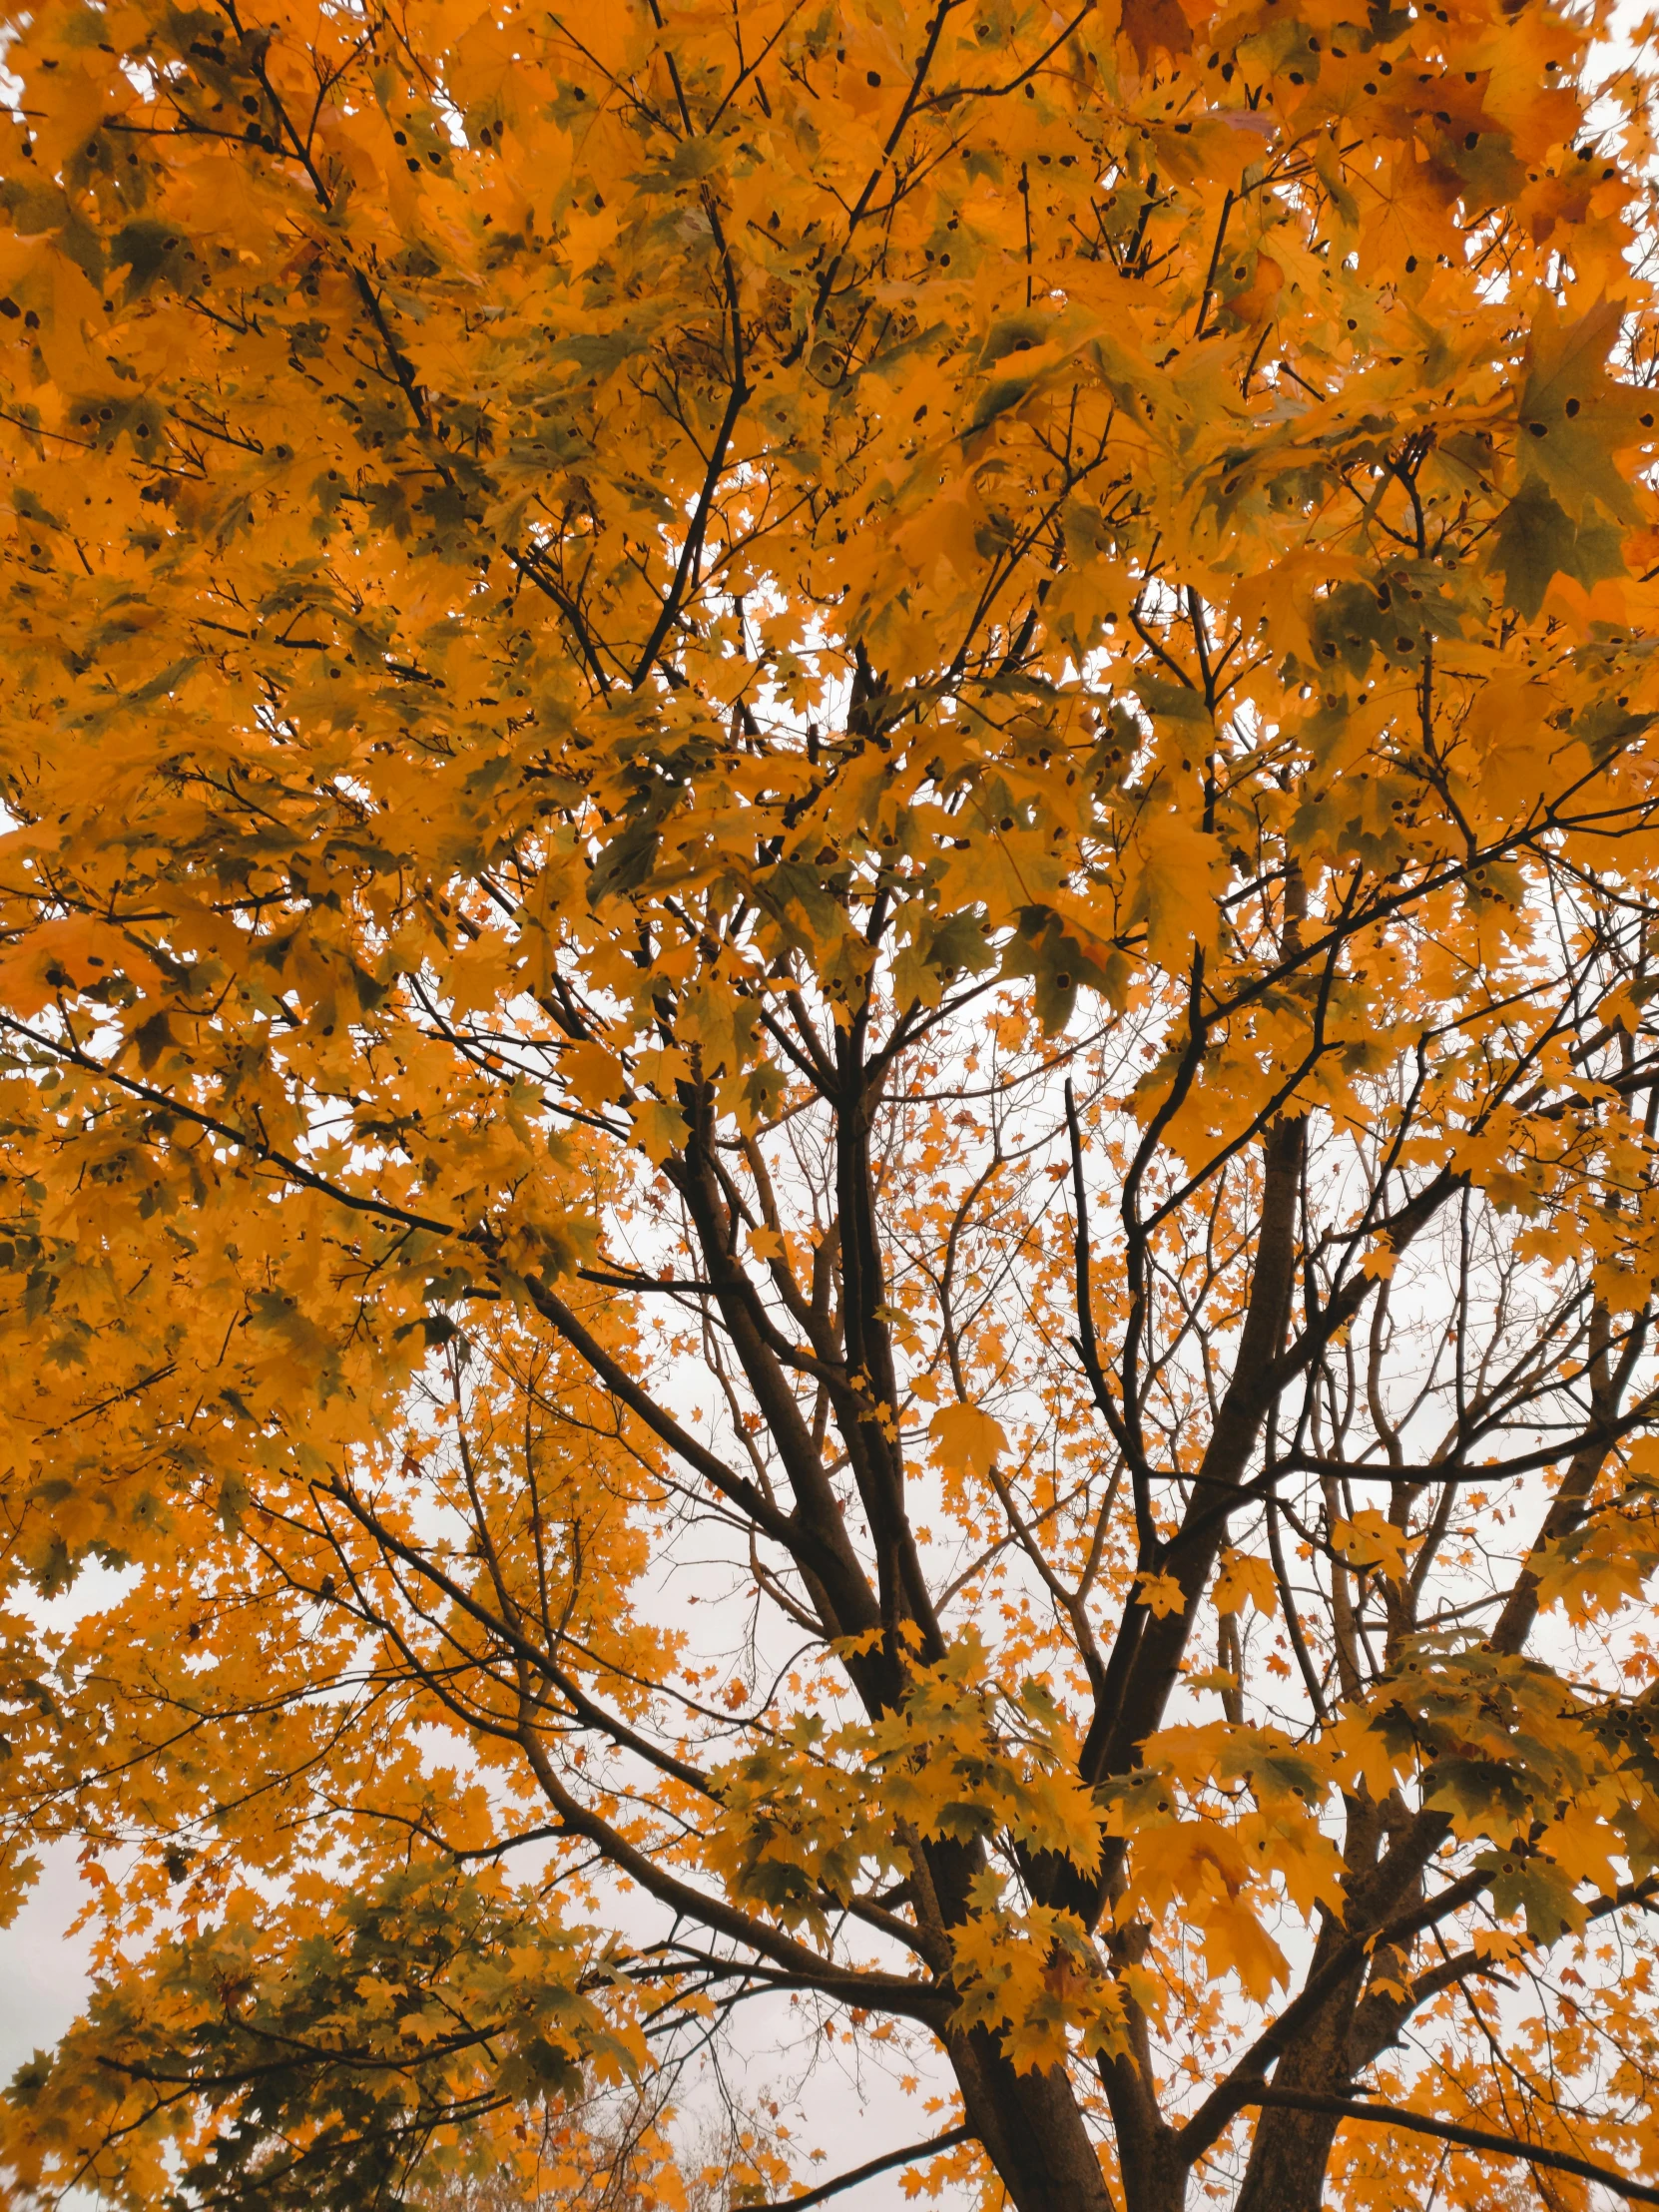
4, 0, 1659, 2204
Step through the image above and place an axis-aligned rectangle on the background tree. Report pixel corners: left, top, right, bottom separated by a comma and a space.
3, 0, 1659, 2207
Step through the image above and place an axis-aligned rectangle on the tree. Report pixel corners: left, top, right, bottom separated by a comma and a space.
2, 0, 1659, 2204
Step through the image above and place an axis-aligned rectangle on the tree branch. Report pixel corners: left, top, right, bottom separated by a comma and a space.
1234, 2088, 1659, 2205
752, 2124, 973, 2211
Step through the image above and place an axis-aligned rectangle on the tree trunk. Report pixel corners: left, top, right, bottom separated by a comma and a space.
1232, 1806, 1408, 2212
1232, 1965, 1368, 2212
1233, 2093, 1347, 2212
947, 2030, 1129, 2212
1095, 2040, 1189, 2212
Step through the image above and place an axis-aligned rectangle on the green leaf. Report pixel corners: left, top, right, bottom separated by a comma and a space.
1489, 478, 1624, 619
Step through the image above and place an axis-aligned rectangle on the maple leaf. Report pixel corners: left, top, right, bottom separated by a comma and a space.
1489, 477, 1626, 619
1135, 1571, 1188, 1619
1123, 0, 1194, 70
929, 1403, 1008, 1480
1514, 292, 1651, 522
1213, 1549, 1278, 1619
1331, 1512, 1415, 1585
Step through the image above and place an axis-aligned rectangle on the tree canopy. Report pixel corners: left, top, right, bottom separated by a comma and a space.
3, 0, 1659, 2205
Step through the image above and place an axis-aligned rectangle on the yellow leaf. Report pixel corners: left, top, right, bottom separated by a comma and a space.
1196, 1896, 1289, 2000
1213, 1550, 1277, 1618
1135, 1571, 1187, 1619
929, 1403, 1007, 1479
562, 1039, 628, 1108
1331, 1511, 1413, 1584
630, 1099, 687, 1165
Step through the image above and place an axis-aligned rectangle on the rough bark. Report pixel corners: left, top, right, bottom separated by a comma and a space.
948, 2031, 1124, 2212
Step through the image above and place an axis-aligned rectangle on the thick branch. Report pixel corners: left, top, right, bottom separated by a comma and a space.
1234, 2089, 1659, 2206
